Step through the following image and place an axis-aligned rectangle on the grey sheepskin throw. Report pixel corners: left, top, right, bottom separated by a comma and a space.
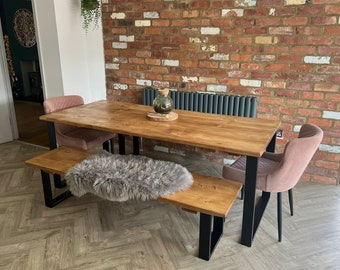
65, 151, 193, 202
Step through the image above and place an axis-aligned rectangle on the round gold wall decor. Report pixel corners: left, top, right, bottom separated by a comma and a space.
13, 9, 36, 48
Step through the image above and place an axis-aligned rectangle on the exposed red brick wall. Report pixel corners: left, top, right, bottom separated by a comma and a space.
102, 0, 340, 185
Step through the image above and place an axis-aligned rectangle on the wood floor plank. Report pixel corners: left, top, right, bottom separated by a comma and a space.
0, 141, 339, 269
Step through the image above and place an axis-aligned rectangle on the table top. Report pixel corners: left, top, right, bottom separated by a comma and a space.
40, 100, 280, 157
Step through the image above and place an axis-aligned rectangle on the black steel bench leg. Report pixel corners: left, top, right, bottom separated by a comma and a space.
198, 213, 224, 261
41, 171, 72, 208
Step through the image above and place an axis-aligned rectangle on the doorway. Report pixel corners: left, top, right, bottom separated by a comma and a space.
0, 0, 48, 147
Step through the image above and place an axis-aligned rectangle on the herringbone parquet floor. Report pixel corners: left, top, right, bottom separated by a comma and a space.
1, 141, 339, 270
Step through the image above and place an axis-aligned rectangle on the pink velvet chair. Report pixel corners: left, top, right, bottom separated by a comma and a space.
222, 123, 323, 241
43, 95, 115, 152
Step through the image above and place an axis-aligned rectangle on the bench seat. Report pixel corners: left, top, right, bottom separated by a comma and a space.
25, 146, 242, 260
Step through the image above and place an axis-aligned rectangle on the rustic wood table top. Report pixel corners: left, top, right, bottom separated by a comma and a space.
40, 100, 280, 157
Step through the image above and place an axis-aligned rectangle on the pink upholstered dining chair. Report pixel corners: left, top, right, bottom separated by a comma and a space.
43, 95, 115, 152
222, 123, 323, 241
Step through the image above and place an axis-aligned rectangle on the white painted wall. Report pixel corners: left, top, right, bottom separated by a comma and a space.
32, 0, 106, 103
0, 21, 17, 143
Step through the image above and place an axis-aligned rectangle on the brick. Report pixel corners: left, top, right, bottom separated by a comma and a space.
264, 46, 289, 53
324, 25, 340, 35
291, 46, 316, 54
319, 46, 340, 55
183, 10, 200, 18
227, 71, 248, 78
110, 12, 126, 19
256, 18, 281, 27
232, 37, 252, 44
311, 16, 337, 25
235, 0, 257, 7
112, 42, 127, 49
240, 79, 261, 87
221, 9, 244, 17
284, 0, 305, 5
113, 83, 128, 90
314, 84, 339, 92
264, 81, 286, 88
206, 84, 227, 92
255, 36, 278, 44
230, 54, 252, 62
145, 28, 161, 35
211, 18, 232, 27
323, 111, 340, 120
283, 17, 308, 26
297, 26, 321, 35
264, 63, 289, 71
300, 92, 325, 100
278, 55, 302, 63
290, 64, 313, 73
297, 6, 324, 15
241, 63, 262, 70
319, 144, 340, 154
210, 53, 229, 61
234, 18, 255, 26
298, 108, 322, 117
143, 12, 159, 19
245, 27, 267, 35
200, 27, 221, 35
269, 26, 294, 35
135, 20, 151, 27
201, 44, 218, 52
153, 20, 170, 27
105, 63, 120, 70
119, 35, 134, 42
288, 82, 311, 91
325, 5, 340, 14
136, 79, 152, 86
307, 36, 333, 45
311, 100, 336, 110
199, 61, 219, 69
191, 0, 210, 9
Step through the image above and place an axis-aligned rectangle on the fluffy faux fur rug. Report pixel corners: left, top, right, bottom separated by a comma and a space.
65, 151, 193, 202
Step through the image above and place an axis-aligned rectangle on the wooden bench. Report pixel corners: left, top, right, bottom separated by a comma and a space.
25, 146, 242, 261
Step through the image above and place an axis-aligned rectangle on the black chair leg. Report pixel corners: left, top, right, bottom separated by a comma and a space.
277, 192, 282, 242
102, 141, 110, 152
288, 189, 294, 216
103, 138, 115, 154
240, 185, 244, 200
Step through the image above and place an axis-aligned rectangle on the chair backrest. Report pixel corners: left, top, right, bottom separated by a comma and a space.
43, 95, 84, 141
43, 95, 84, 113
268, 123, 323, 192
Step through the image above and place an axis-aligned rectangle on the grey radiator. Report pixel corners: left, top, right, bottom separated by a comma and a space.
142, 88, 257, 118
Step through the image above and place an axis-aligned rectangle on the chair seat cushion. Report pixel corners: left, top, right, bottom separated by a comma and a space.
222, 156, 281, 192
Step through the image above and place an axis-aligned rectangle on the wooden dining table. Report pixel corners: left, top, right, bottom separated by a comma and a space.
40, 100, 281, 247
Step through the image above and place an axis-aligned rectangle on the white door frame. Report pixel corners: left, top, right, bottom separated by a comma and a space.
0, 18, 18, 143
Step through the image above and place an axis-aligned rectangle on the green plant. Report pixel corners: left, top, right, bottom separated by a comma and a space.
81, 0, 101, 32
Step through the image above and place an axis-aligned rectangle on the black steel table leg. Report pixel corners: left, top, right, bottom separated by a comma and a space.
241, 156, 258, 247
241, 133, 276, 247
266, 133, 276, 152
47, 122, 57, 150
118, 134, 126, 155
133, 136, 140, 155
